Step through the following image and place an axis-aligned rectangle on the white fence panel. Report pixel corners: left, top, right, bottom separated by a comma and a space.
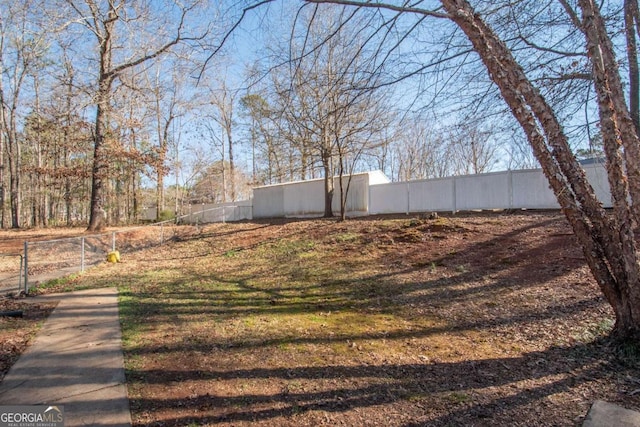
333, 174, 369, 215
368, 163, 612, 214
254, 172, 375, 218
511, 169, 559, 209
370, 182, 409, 214
584, 164, 612, 207
184, 202, 252, 223
253, 185, 285, 218
409, 178, 455, 213
284, 180, 326, 217
455, 172, 511, 210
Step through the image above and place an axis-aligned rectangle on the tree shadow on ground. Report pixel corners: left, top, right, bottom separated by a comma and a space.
125, 339, 627, 426
114, 214, 595, 332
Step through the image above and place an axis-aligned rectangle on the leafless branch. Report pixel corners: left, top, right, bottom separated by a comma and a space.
304, 0, 450, 19
199, 0, 275, 82
558, 0, 583, 30
517, 35, 586, 57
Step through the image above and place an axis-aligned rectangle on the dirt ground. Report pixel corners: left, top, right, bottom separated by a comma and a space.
1, 211, 639, 426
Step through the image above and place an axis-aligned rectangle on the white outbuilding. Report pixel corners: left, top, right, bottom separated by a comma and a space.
252, 170, 390, 219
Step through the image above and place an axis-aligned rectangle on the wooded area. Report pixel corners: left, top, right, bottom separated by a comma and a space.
2, 0, 613, 230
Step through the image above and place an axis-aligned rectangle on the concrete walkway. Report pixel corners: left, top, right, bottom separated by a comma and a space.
584, 400, 640, 427
0, 287, 132, 427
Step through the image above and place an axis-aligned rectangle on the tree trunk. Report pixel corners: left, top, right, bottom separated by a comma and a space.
0, 122, 6, 229
156, 151, 166, 221
579, 0, 640, 225
154, 90, 172, 222
625, 0, 640, 135
441, 0, 640, 338
6, 107, 21, 229
8, 156, 20, 228
227, 124, 236, 201
87, 82, 110, 232
321, 141, 334, 218
0, 51, 8, 229
578, 0, 640, 337
337, 145, 346, 222
87, 2, 117, 232
323, 170, 334, 218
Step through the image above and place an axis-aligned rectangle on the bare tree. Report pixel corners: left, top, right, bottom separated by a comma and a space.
240, 90, 290, 185
240, 93, 268, 183
144, 64, 187, 221
204, 77, 240, 201
62, 0, 206, 231
624, 0, 639, 135
269, 4, 394, 218
199, 116, 228, 202
451, 0, 640, 339
448, 122, 499, 175
391, 116, 451, 181
0, 0, 51, 228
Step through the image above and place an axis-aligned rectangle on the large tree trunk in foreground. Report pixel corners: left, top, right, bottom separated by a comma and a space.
442, 0, 640, 339
624, 0, 640, 136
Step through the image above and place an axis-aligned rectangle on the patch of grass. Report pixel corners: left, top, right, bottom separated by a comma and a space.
223, 249, 239, 258
333, 232, 360, 243
575, 318, 614, 343
446, 392, 472, 404
263, 238, 317, 262
28, 272, 92, 294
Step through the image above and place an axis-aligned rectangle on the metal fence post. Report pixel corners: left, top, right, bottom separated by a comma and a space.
23, 242, 28, 294
18, 255, 23, 294
81, 237, 85, 272
112, 232, 116, 252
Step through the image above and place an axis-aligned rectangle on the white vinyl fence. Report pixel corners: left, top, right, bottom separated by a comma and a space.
143, 202, 253, 224
180, 202, 253, 224
369, 163, 611, 214
146, 166, 608, 221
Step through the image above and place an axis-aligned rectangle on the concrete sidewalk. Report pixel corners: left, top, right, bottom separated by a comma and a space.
0, 287, 132, 426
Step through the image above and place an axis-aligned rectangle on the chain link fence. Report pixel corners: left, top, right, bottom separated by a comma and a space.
0, 254, 24, 294
21, 221, 202, 294
0, 205, 251, 295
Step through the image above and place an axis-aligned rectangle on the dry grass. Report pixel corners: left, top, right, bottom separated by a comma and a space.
4, 212, 640, 426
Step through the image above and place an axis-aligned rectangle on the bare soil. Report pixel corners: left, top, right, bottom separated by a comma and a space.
1, 211, 639, 426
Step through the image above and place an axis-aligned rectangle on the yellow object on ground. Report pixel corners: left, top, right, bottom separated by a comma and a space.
107, 251, 121, 263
